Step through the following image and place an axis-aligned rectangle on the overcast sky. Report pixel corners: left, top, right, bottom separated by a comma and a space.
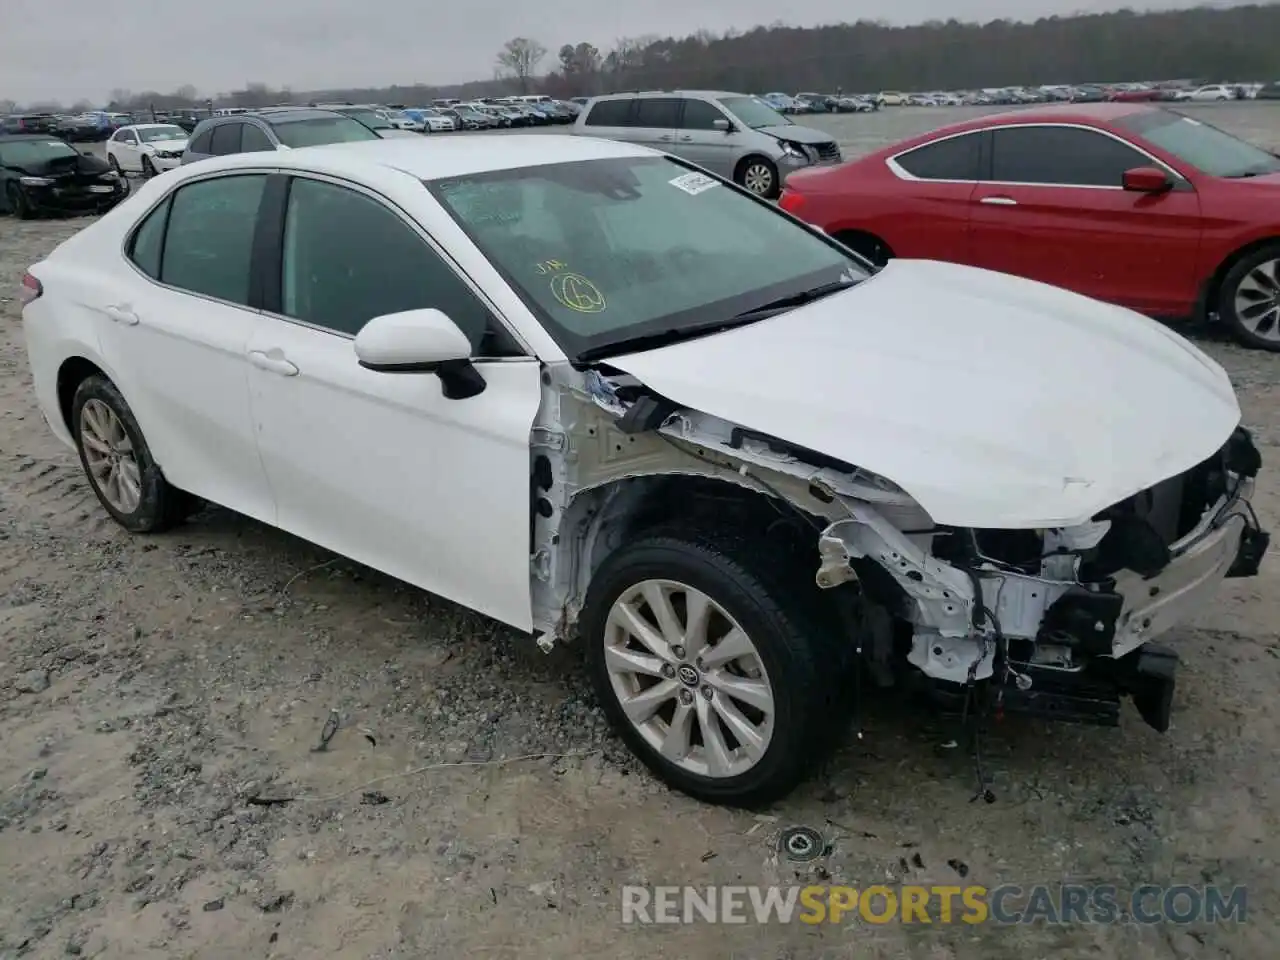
0, 0, 1247, 105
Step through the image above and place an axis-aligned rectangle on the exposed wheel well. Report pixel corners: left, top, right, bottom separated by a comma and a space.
830, 229, 894, 266
1201, 237, 1280, 320
56, 357, 106, 432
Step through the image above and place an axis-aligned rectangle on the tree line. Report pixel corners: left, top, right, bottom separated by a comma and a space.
7, 4, 1280, 115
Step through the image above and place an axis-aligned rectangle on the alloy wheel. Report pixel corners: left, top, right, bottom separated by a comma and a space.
602, 579, 775, 779
1232, 258, 1280, 343
79, 398, 142, 513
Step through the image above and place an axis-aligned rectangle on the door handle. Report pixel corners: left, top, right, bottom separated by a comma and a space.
247, 350, 299, 376
678, 135, 693, 142
657, 134, 673, 141
979, 196, 1017, 206
103, 304, 139, 325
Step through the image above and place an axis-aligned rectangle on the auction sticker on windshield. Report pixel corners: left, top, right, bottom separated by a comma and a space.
669, 172, 719, 195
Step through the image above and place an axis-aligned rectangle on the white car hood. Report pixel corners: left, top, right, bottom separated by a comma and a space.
604, 259, 1241, 529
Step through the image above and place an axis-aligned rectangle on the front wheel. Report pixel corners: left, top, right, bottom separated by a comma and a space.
6, 182, 33, 219
1218, 244, 1280, 351
735, 157, 780, 199
141, 156, 156, 177
108, 154, 122, 175
581, 528, 845, 807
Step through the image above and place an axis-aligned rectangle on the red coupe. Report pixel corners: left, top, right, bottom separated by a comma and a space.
778, 104, 1280, 350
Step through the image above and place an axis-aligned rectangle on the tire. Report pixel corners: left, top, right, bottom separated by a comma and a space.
71, 375, 194, 533
735, 156, 780, 199
141, 156, 156, 177
1217, 243, 1280, 351
581, 526, 848, 807
108, 154, 121, 175
834, 231, 893, 268
6, 182, 34, 219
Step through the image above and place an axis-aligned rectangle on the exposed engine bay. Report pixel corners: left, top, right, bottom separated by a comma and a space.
529, 363, 1269, 736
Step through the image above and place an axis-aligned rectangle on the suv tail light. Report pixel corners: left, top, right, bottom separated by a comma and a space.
19, 272, 42, 305
777, 189, 805, 215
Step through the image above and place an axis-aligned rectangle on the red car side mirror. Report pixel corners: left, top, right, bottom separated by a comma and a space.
1122, 166, 1172, 193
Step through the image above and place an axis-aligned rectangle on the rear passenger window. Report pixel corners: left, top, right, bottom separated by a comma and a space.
160, 174, 267, 305
127, 198, 171, 279
583, 99, 633, 127
209, 123, 242, 156
634, 98, 680, 128
241, 123, 273, 152
991, 126, 1147, 186
894, 132, 982, 180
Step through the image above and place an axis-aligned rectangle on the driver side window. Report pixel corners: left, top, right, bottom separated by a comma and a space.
279, 177, 523, 356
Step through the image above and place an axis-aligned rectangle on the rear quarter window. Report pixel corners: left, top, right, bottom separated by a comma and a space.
187, 128, 213, 154
894, 132, 982, 180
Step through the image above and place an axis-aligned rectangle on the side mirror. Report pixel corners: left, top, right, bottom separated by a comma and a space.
354, 308, 486, 399
712, 118, 733, 132
1122, 166, 1172, 193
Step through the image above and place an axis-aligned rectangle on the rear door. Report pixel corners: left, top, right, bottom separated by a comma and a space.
673, 98, 738, 178
968, 124, 1202, 314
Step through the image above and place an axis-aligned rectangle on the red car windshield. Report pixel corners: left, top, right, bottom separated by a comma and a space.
1118, 110, 1280, 178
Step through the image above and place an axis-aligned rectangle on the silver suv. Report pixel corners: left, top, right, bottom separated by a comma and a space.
571, 90, 841, 198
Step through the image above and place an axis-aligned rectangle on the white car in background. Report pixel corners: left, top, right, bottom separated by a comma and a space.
105, 123, 189, 176
1186, 84, 1236, 101
417, 108, 457, 133
17, 135, 1267, 807
381, 109, 425, 132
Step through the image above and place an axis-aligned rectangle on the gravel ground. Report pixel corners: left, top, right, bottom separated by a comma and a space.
2, 103, 1279, 960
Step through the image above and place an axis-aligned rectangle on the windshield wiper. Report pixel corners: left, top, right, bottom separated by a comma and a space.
575, 316, 766, 363
725, 279, 856, 322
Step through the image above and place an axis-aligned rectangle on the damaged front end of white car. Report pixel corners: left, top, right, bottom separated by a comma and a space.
527, 356, 1268, 806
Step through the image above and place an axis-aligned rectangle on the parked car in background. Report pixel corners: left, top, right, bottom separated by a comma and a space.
405, 108, 456, 132
54, 114, 103, 141
1187, 84, 1237, 102
780, 103, 1280, 350
19, 134, 1267, 806
1, 113, 58, 135
878, 91, 906, 105
314, 104, 420, 138
1108, 85, 1163, 102
0, 133, 127, 218
106, 124, 189, 177
573, 90, 840, 198
381, 108, 426, 132
1256, 81, 1280, 100
181, 108, 380, 164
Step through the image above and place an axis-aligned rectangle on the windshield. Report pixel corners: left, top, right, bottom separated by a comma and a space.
138, 125, 186, 142
337, 108, 393, 130
719, 95, 791, 128
427, 156, 867, 361
269, 115, 381, 148
0, 139, 79, 166
1118, 109, 1280, 178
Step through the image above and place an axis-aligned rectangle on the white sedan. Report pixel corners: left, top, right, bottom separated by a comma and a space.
18, 135, 1267, 806
105, 123, 189, 176
1186, 84, 1237, 101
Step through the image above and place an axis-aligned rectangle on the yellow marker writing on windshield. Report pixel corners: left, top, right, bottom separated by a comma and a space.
550, 272, 606, 313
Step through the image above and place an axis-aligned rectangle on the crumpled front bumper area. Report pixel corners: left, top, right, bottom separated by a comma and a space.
815, 428, 1269, 732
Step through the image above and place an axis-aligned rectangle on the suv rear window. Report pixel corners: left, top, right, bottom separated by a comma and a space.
583, 99, 633, 127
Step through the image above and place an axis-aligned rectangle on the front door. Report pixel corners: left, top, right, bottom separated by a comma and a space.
245, 175, 543, 630
672, 99, 739, 178
95, 171, 276, 523
968, 125, 1203, 314
629, 97, 682, 156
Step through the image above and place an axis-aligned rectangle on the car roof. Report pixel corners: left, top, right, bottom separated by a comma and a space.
926, 102, 1162, 138
594, 90, 745, 100
124, 123, 184, 131
181, 133, 653, 182
0, 133, 65, 141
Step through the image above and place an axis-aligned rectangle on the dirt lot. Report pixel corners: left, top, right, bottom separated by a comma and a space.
2, 103, 1279, 960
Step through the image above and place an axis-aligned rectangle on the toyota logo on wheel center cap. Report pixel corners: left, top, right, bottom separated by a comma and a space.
677, 664, 700, 686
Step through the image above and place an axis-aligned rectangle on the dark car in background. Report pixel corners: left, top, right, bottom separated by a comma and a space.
1257, 81, 1280, 100
181, 108, 381, 164
1, 113, 58, 135
0, 134, 128, 218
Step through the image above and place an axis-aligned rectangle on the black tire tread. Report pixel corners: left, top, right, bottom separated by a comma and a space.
582, 521, 851, 807
1218, 242, 1280, 352
71, 375, 189, 533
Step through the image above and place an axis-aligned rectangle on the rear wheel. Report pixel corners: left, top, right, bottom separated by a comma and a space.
71, 376, 196, 532
581, 527, 847, 807
1218, 243, 1280, 351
